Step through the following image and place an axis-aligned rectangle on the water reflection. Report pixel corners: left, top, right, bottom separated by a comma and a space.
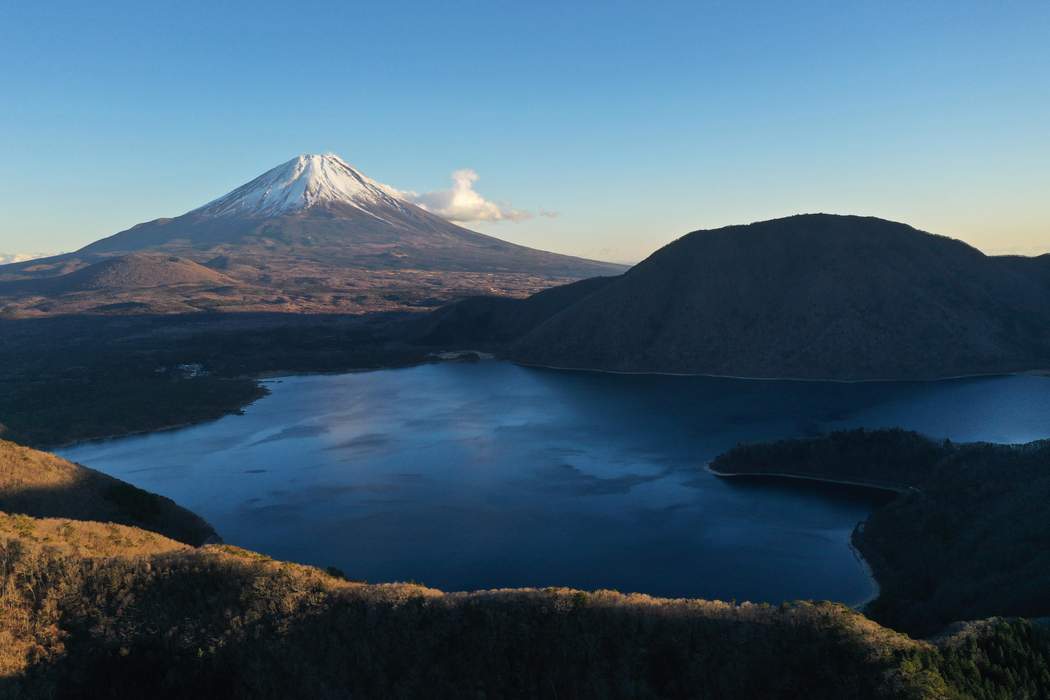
60, 363, 1050, 605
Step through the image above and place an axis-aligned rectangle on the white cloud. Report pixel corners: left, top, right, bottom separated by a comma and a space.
392, 169, 553, 223
0, 252, 51, 265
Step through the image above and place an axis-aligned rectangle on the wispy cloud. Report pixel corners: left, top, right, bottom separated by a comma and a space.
389, 169, 555, 223
0, 252, 51, 265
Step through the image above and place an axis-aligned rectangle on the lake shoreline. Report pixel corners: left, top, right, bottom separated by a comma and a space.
39, 359, 1050, 450
704, 462, 894, 609
62, 362, 898, 608
57, 365, 1050, 615
703, 463, 907, 494
515, 360, 1050, 385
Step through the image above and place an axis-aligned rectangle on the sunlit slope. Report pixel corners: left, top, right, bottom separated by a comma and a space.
0, 440, 217, 545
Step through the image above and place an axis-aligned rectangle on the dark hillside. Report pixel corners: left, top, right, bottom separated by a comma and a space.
512, 215, 1050, 379
412, 275, 617, 346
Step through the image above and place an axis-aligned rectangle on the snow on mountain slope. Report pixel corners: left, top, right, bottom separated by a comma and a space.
3, 152, 627, 289
192, 154, 409, 219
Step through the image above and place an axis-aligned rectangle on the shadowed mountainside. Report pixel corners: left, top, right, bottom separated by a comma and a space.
507, 214, 1050, 379
411, 275, 617, 347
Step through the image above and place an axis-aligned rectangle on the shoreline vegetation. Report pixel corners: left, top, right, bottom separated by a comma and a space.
847, 525, 882, 611
704, 462, 908, 494
34, 357, 1050, 453
0, 313, 429, 448
2, 301, 1049, 450
518, 360, 1050, 385
704, 463, 898, 614
706, 461, 895, 613
709, 429, 1050, 637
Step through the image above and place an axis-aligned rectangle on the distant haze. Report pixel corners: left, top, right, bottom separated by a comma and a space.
0, 253, 53, 265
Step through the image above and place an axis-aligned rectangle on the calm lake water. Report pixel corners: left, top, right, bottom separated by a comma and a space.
60, 363, 1050, 605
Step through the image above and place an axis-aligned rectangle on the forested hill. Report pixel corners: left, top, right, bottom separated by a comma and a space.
509, 214, 1050, 379
711, 429, 1050, 636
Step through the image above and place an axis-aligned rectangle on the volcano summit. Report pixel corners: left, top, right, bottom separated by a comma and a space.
0, 154, 624, 316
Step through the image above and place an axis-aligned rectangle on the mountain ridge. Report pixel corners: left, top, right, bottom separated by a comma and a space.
409, 213, 1050, 380
509, 214, 1050, 379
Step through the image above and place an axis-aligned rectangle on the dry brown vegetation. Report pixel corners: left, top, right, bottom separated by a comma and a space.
0, 440, 216, 545
0, 517, 923, 698
0, 512, 187, 559
0, 515, 187, 680
0, 262, 586, 318
1, 516, 1047, 699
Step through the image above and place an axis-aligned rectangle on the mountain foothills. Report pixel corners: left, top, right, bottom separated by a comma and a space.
2, 438, 1050, 699
0, 154, 623, 316
427, 214, 1050, 380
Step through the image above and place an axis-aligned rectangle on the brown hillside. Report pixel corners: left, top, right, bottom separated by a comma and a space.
0, 440, 217, 545
49, 253, 237, 291
0, 519, 926, 699
2, 519, 1044, 698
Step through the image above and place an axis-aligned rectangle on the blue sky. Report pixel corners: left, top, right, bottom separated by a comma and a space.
2, 0, 1048, 263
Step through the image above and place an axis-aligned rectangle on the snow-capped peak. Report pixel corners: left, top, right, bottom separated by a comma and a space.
191, 154, 408, 218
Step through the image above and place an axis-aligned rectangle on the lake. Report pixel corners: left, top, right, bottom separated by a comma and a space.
59, 362, 1050, 605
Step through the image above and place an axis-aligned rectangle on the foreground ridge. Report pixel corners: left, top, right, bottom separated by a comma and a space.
2, 439, 1050, 698
4, 515, 1048, 699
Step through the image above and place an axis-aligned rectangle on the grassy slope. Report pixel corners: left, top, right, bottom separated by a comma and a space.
710, 430, 1050, 637
0, 440, 216, 546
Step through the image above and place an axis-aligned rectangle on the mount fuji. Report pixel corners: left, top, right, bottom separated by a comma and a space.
0, 155, 625, 316
81, 154, 620, 276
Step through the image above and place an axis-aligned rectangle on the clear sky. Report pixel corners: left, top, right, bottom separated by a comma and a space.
2, 0, 1048, 264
